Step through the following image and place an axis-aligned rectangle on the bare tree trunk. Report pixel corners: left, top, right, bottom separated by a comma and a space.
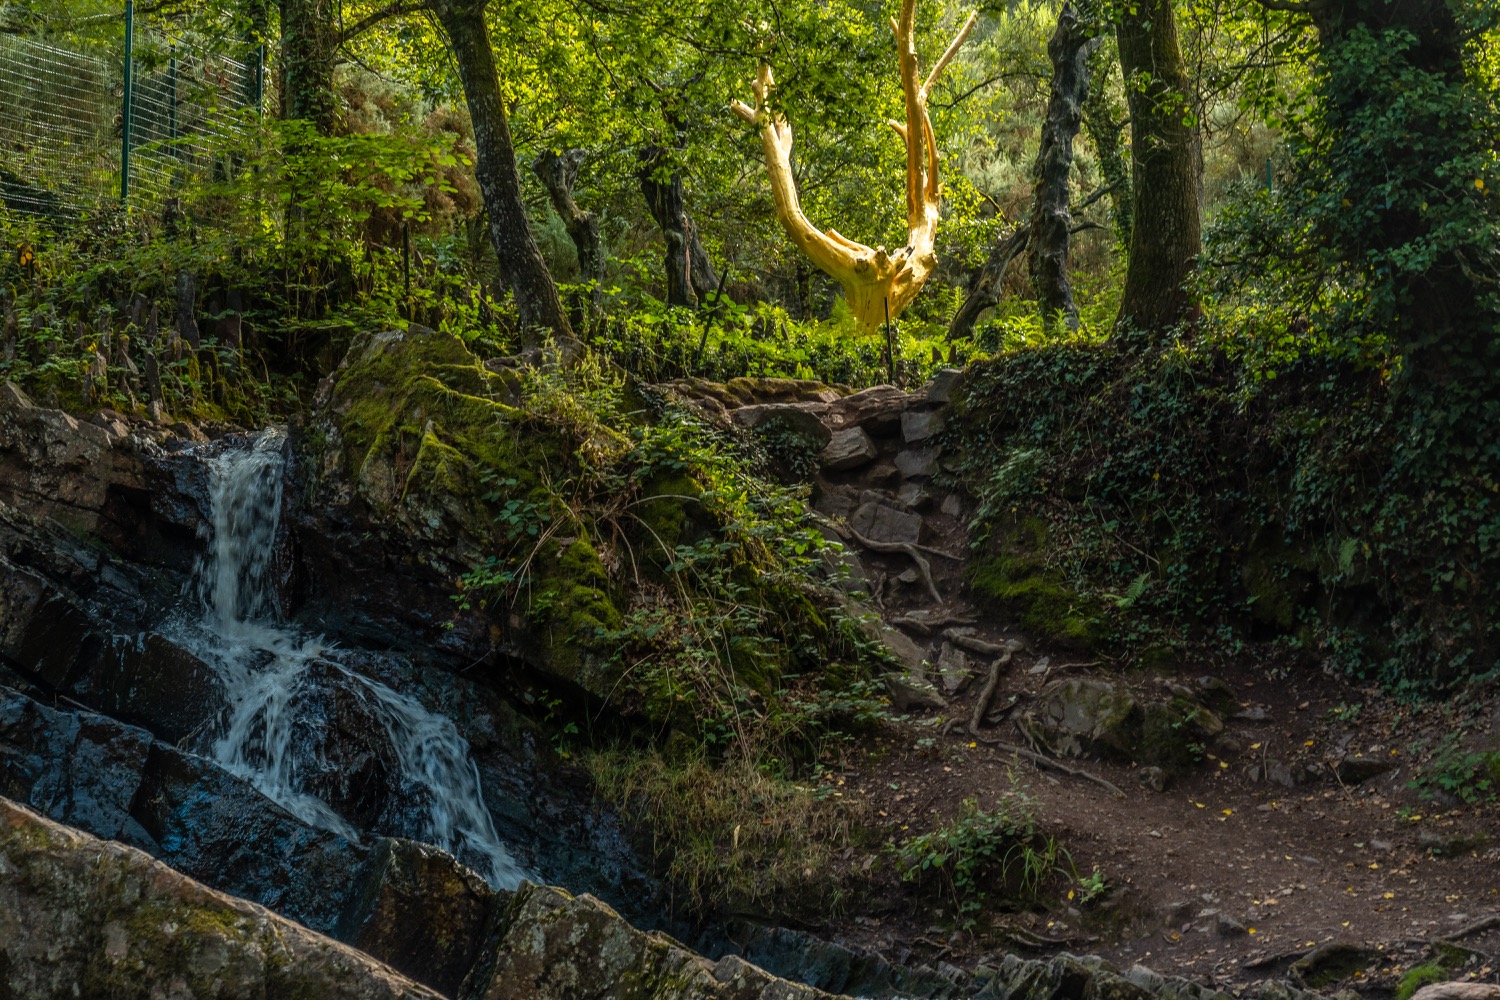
1114, 0, 1201, 341
947, 227, 1029, 341
1082, 37, 1131, 248
1028, 4, 1100, 333
279, 0, 337, 132
433, 0, 573, 344
638, 144, 717, 308
534, 148, 604, 320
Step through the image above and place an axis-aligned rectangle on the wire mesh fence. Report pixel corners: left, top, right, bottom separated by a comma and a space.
0, 5, 262, 223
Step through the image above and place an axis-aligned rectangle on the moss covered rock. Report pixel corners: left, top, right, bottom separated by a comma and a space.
308, 326, 623, 700
0, 796, 444, 1000
968, 518, 1102, 648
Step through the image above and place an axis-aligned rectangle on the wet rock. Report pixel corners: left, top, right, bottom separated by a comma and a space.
0, 560, 92, 688
71, 631, 223, 745
925, 368, 965, 404
129, 743, 372, 934
820, 427, 878, 471
0, 797, 443, 1000
901, 407, 944, 444
0, 687, 152, 842
894, 447, 940, 479
0, 381, 114, 532
850, 501, 922, 545
472, 882, 834, 1000
337, 837, 498, 997
284, 660, 401, 831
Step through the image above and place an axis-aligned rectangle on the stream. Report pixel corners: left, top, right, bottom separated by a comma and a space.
163, 428, 529, 889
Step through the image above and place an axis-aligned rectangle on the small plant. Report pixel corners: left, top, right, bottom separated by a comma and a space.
895, 791, 1062, 927
1411, 736, 1500, 806
1074, 865, 1109, 904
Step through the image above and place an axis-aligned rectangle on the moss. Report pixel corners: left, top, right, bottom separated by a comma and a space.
969, 518, 1102, 647
633, 472, 705, 572
531, 536, 622, 693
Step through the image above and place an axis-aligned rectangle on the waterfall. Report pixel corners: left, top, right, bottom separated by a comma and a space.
170, 428, 528, 889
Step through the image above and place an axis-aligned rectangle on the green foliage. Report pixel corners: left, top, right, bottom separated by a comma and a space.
586, 749, 864, 916
895, 791, 1061, 927
1411, 736, 1500, 807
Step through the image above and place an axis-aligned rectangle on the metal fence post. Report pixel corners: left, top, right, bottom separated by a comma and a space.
119, 0, 135, 204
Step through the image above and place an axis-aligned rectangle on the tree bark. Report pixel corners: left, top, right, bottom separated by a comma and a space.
637, 144, 717, 308
279, 0, 337, 132
1028, 4, 1100, 333
433, 0, 573, 343
533, 148, 604, 318
1081, 37, 1131, 248
1114, 0, 1201, 341
948, 226, 1029, 341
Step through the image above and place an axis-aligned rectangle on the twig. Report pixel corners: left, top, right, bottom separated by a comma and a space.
962, 729, 1126, 798
847, 526, 945, 605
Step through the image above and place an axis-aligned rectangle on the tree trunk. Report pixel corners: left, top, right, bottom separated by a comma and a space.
279, 0, 337, 132
533, 148, 604, 320
637, 145, 717, 308
947, 227, 1029, 341
1308, 0, 1474, 385
433, 1, 573, 343
1028, 4, 1099, 333
1114, 0, 1201, 341
1082, 37, 1131, 248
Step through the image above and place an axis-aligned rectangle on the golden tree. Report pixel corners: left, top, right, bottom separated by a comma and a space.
731, 1, 977, 332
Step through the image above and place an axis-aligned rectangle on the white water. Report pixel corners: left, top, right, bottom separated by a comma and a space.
171, 428, 527, 889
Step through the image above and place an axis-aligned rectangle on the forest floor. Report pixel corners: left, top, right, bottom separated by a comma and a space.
787, 387, 1500, 994
830, 635, 1500, 990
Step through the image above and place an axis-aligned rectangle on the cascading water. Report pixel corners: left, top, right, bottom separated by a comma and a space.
168, 427, 528, 889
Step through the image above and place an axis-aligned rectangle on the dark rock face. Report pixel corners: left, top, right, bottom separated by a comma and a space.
0, 797, 445, 1000
130, 742, 373, 935
337, 838, 500, 997
0, 690, 152, 843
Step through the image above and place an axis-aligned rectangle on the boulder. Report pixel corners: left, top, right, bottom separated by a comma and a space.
0, 797, 444, 1000
924, 368, 965, 404
1023, 678, 1142, 760
935, 642, 971, 693
472, 882, 835, 1000
72, 631, 223, 745
822, 385, 908, 435
894, 447, 940, 479
850, 501, 922, 545
732, 402, 833, 449
820, 427, 878, 471
900, 407, 944, 444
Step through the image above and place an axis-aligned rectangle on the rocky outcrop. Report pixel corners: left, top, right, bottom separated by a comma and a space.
0, 797, 445, 1000
471, 882, 836, 1000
